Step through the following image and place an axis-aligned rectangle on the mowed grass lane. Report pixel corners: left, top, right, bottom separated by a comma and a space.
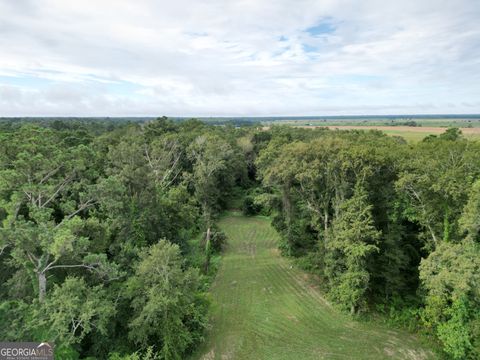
196, 212, 432, 360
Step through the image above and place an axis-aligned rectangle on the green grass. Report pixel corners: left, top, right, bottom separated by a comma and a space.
194, 212, 433, 360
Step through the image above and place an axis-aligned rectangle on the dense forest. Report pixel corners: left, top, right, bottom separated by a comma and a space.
0, 119, 479, 359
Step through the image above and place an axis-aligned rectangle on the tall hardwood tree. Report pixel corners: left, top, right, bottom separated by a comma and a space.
126, 240, 207, 360
188, 134, 234, 269
0, 125, 116, 302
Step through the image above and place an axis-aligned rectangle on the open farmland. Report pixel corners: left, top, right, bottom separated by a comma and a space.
292, 125, 480, 141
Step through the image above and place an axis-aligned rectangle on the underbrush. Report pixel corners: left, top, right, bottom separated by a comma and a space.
241, 186, 277, 216
374, 297, 423, 331
186, 229, 224, 290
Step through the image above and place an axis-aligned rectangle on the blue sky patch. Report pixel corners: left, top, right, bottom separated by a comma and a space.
305, 21, 335, 36
303, 44, 318, 53
0, 75, 53, 88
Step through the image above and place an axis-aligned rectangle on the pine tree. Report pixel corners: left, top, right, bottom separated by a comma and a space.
325, 185, 380, 314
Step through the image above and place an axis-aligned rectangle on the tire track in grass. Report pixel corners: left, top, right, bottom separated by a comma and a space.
194, 212, 433, 360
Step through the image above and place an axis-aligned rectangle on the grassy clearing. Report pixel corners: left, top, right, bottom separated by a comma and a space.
194, 212, 433, 360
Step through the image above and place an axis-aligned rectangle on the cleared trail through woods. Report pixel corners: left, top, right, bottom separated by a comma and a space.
197, 212, 432, 360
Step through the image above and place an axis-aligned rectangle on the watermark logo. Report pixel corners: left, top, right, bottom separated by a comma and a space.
0, 342, 54, 360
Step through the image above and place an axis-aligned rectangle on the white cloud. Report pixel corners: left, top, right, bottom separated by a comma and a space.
0, 0, 479, 116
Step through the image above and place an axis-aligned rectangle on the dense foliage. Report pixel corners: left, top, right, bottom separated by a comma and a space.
256, 126, 480, 359
1, 119, 479, 359
0, 118, 248, 359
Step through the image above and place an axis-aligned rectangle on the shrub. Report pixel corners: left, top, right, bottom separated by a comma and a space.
242, 195, 261, 216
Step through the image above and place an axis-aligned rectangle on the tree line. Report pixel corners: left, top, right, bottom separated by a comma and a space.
1, 119, 479, 359
0, 118, 248, 359
254, 126, 480, 359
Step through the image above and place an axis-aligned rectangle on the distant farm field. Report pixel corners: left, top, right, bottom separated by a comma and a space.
194, 212, 433, 360
298, 125, 480, 141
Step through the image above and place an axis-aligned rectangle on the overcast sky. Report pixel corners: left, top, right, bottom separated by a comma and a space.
0, 0, 479, 117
